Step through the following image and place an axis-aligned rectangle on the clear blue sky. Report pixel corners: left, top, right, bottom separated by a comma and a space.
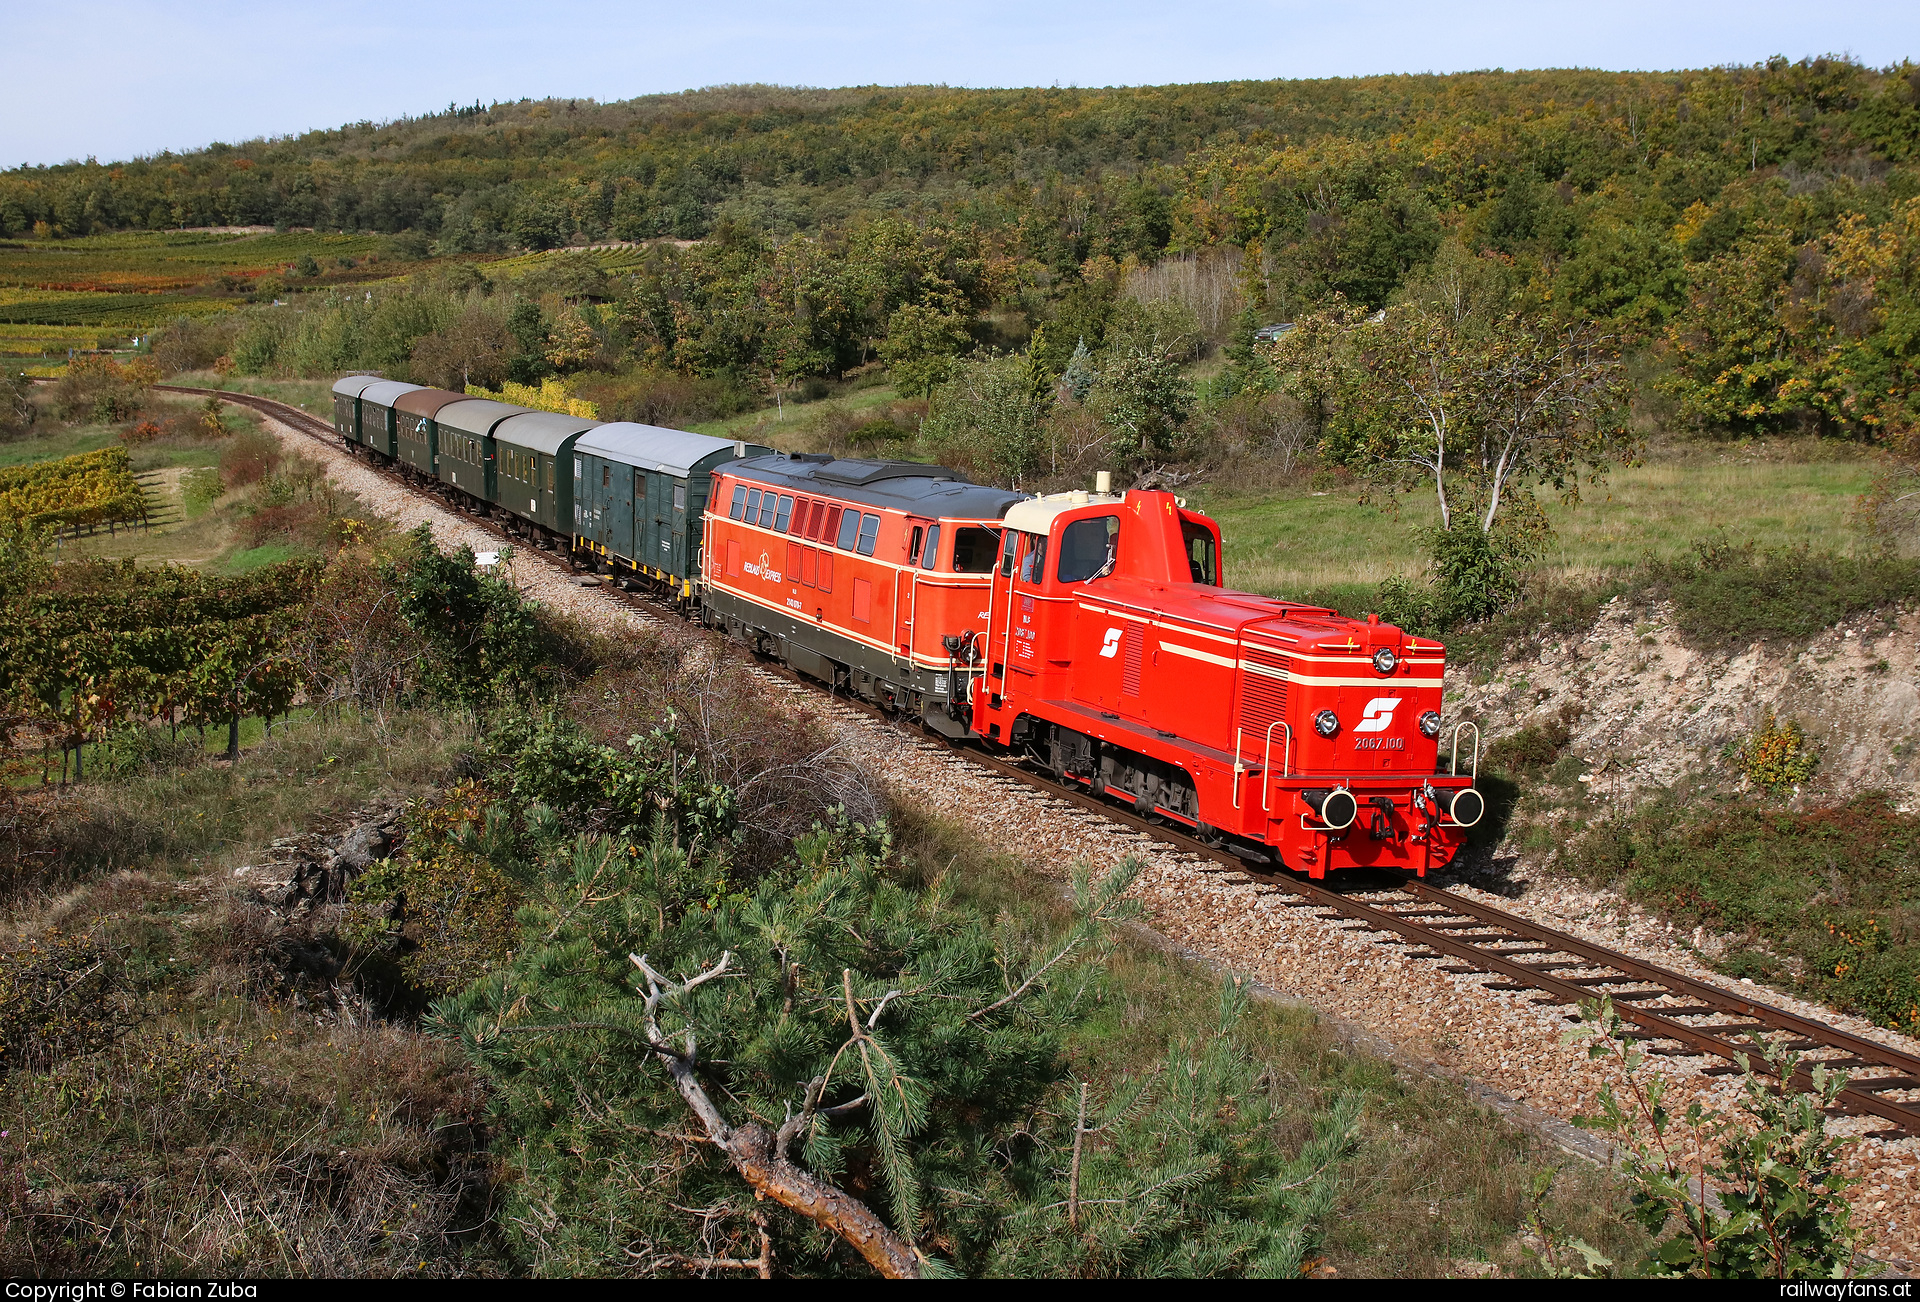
6, 0, 1916, 167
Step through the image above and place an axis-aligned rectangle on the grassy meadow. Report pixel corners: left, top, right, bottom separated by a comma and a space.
1194, 440, 1881, 612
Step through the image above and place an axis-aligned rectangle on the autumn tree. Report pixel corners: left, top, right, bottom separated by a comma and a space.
1272, 296, 1630, 624
409, 302, 516, 390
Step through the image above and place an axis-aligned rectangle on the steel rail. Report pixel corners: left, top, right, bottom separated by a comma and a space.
186, 383, 1920, 1138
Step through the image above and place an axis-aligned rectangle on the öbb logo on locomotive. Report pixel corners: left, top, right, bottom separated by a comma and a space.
327, 374, 1481, 880
1353, 696, 1402, 732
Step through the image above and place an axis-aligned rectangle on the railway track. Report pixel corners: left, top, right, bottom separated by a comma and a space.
191, 383, 1920, 1143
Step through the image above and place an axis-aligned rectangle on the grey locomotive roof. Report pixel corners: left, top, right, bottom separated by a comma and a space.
576, 422, 767, 478
729, 454, 1028, 520
433, 398, 528, 437
358, 380, 426, 408
492, 410, 602, 456
331, 374, 384, 398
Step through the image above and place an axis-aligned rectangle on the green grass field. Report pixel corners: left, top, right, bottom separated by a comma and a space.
1193, 441, 1881, 605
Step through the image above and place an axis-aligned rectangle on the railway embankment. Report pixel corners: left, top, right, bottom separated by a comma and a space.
1450, 592, 1920, 809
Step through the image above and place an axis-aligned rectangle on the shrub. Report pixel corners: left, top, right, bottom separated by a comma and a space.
1486, 707, 1578, 775
48, 355, 150, 424
1648, 543, 1920, 646
1733, 710, 1818, 793
1573, 997, 1865, 1278
219, 427, 282, 488
181, 467, 225, 515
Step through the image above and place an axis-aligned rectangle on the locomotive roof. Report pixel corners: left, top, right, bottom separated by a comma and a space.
433, 398, 527, 437
392, 387, 468, 417
727, 454, 1027, 519
358, 380, 427, 408
330, 374, 384, 398
492, 410, 602, 456
576, 422, 769, 478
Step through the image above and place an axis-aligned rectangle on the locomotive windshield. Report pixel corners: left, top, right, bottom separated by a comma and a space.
1057, 515, 1119, 583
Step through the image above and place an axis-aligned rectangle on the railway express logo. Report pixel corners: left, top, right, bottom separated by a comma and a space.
1353, 697, 1403, 733
1099, 627, 1122, 658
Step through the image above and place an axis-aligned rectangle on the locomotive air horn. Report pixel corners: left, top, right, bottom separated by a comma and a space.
1096, 470, 1111, 493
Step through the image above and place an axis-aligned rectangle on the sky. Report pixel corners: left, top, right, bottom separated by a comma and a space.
6, 0, 1917, 168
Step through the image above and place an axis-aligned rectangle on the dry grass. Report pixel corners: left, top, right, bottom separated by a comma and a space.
0, 707, 491, 1277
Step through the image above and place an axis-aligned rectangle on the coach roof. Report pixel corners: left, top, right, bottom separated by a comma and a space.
576, 422, 766, 478
392, 387, 468, 417
330, 375, 385, 399
358, 380, 428, 409
727, 454, 1027, 519
492, 410, 602, 456
433, 398, 527, 437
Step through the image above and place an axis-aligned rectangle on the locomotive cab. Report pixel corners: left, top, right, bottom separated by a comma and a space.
975, 488, 1478, 878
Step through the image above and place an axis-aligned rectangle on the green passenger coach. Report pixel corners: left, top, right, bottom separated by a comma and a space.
572, 423, 770, 599
491, 411, 602, 547
391, 388, 467, 477
330, 374, 382, 447
426, 398, 522, 503
352, 381, 425, 459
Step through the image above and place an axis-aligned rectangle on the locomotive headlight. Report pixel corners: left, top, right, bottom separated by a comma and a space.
1313, 709, 1340, 738
1372, 648, 1398, 675
1419, 710, 1442, 738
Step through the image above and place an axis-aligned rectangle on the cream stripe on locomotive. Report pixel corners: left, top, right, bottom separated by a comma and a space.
707, 575, 966, 671
1157, 640, 1443, 687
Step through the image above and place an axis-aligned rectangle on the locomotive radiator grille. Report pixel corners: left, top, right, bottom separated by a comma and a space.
1121, 623, 1145, 697
1236, 647, 1291, 758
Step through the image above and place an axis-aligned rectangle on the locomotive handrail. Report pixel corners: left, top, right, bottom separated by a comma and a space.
1449, 721, 1481, 781
1260, 721, 1293, 811
1231, 727, 1245, 810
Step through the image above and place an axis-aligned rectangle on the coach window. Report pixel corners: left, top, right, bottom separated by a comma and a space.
774, 494, 794, 532
1181, 520, 1218, 586
729, 486, 746, 520
1018, 533, 1048, 584
547, 459, 554, 491
1057, 515, 1120, 584
574, 457, 581, 481
952, 527, 997, 573
836, 508, 860, 550
673, 484, 686, 512
745, 488, 761, 523
856, 513, 880, 556
919, 524, 941, 570
602, 465, 611, 490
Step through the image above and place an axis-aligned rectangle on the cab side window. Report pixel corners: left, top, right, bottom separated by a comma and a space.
855, 513, 880, 556
1018, 533, 1048, 584
919, 524, 941, 570
953, 527, 998, 573
1180, 520, 1219, 586
1057, 516, 1119, 583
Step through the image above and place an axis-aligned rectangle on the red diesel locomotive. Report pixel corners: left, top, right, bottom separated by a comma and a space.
700, 454, 1482, 878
